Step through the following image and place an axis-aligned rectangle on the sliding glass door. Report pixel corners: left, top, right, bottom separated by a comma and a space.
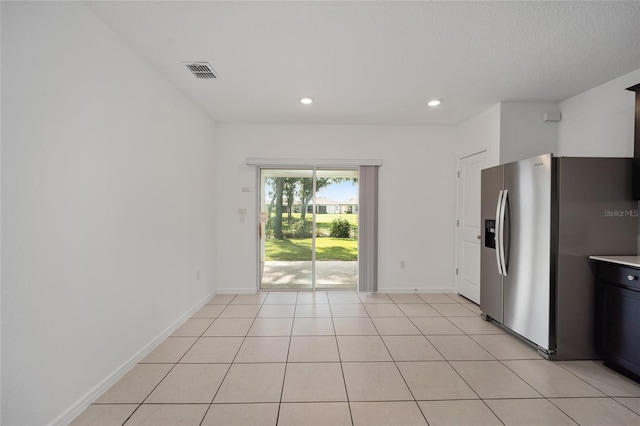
314, 169, 358, 290
260, 169, 314, 289
259, 168, 358, 290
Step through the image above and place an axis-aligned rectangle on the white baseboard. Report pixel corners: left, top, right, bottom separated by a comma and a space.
52, 289, 216, 426
215, 287, 456, 295
216, 288, 257, 294
376, 287, 456, 294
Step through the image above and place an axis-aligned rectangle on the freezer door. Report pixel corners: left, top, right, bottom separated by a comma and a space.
480, 165, 504, 323
503, 154, 553, 350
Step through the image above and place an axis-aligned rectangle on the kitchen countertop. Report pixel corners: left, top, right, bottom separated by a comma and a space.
589, 256, 640, 268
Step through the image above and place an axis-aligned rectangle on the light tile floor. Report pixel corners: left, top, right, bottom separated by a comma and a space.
72, 292, 640, 426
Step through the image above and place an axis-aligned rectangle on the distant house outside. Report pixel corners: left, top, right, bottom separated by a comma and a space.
269, 196, 359, 215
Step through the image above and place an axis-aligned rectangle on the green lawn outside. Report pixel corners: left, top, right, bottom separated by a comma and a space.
275, 213, 358, 236
313, 213, 358, 226
265, 237, 357, 261
276, 212, 358, 224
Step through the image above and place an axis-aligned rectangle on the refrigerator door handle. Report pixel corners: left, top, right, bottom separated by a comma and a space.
495, 190, 504, 275
498, 189, 508, 276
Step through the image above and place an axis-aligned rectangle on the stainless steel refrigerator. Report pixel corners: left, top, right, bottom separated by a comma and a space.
480, 153, 637, 359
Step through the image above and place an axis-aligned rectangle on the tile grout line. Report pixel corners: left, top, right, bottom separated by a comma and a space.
505, 359, 637, 426
490, 330, 625, 425
122, 295, 241, 425
402, 296, 504, 423
393, 294, 494, 421
545, 398, 591, 426
197, 294, 242, 426
370, 294, 430, 424
83, 291, 640, 426
438, 316, 506, 426
200, 293, 266, 422
329, 296, 356, 426
441, 295, 569, 425
551, 358, 627, 405
275, 291, 298, 426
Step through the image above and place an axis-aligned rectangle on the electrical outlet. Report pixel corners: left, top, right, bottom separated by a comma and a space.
242, 186, 250, 193
400, 260, 406, 269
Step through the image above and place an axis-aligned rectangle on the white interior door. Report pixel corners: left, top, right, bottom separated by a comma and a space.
456, 151, 487, 303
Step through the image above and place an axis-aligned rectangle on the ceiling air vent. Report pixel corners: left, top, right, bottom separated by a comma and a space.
183, 62, 217, 79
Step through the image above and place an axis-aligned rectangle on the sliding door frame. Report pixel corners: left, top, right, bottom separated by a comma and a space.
255, 166, 360, 292
256, 167, 314, 291
248, 158, 381, 293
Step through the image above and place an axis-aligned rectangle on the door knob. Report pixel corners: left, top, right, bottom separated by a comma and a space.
628, 275, 638, 281
477, 235, 481, 240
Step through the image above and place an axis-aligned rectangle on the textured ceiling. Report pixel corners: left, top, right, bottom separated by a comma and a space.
86, 1, 640, 126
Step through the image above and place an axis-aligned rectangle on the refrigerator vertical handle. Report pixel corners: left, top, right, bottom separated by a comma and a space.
498, 190, 508, 276
495, 190, 504, 275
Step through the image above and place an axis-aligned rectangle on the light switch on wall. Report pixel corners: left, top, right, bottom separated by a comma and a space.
238, 208, 247, 223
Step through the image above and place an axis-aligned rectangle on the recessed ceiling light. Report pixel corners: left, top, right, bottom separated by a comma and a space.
300, 97, 314, 105
428, 99, 442, 107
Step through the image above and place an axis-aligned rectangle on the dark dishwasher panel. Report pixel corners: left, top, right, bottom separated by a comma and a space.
594, 261, 640, 382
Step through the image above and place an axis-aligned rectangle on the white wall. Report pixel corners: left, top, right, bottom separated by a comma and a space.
216, 124, 457, 294
458, 67, 640, 165
558, 68, 640, 157
457, 103, 501, 166
457, 101, 559, 166
556, 67, 640, 252
499, 102, 559, 164
1, 3, 217, 424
